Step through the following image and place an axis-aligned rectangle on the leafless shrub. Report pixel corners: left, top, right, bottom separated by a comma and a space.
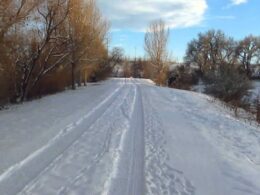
169, 65, 199, 90
204, 64, 251, 102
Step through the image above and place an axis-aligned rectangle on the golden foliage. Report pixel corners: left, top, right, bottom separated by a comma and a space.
0, 0, 110, 104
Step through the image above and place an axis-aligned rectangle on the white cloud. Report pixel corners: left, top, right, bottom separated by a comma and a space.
223, 0, 248, 9
97, 0, 208, 31
213, 15, 236, 20
231, 0, 248, 5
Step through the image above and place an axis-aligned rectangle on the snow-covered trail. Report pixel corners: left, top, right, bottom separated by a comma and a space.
0, 78, 260, 195
0, 79, 146, 195
0, 79, 123, 176
140, 81, 260, 195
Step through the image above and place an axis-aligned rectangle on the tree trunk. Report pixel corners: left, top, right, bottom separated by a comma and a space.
246, 62, 251, 76
83, 71, 87, 86
20, 88, 28, 102
71, 63, 76, 90
78, 72, 82, 87
20, 79, 30, 102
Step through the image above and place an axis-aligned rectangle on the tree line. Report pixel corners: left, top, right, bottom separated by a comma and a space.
142, 21, 260, 122
185, 30, 260, 101
185, 30, 260, 77
143, 20, 260, 100
0, 0, 110, 105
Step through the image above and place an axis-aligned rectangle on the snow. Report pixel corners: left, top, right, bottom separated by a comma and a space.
142, 85, 260, 194
191, 79, 205, 93
0, 78, 260, 195
250, 80, 260, 99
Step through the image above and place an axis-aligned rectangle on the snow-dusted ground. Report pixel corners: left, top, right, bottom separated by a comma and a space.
250, 80, 260, 99
0, 78, 260, 195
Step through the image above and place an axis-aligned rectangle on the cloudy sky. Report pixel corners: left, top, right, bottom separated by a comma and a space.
97, 0, 260, 61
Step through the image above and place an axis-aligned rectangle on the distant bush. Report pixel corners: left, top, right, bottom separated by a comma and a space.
27, 67, 71, 99
156, 66, 169, 86
168, 65, 199, 90
204, 64, 251, 102
91, 61, 113, 82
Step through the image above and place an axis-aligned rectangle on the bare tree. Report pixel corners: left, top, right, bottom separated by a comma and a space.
185, 38, 207, 75
0, 0, 111, 104
16, 0, 70, 101
185, 30, 251, 102
67, 0, 109, 89
0, 0, 40, 103
236, 35, 260, 76
144, 19, 169, 84
109, 47, 124, 66
0, 0, 40, 44
185, 30, 238, 75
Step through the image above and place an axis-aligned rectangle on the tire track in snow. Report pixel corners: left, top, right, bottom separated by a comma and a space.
18, 81, 138, 195
125, 85, 145, 195
0, 83, 125, 195
131, 86, 145, 195
104, 81, 145, 195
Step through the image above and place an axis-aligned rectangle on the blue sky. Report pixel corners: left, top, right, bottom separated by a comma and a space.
97, 0, 260, 61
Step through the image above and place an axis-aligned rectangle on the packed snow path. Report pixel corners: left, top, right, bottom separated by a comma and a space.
0, 78, 260, 195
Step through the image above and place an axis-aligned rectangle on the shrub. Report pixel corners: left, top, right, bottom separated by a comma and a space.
204, 64, 251, 102
169, 65, 199, 90
156, 67, 169, 86
27, 66, 71, 99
